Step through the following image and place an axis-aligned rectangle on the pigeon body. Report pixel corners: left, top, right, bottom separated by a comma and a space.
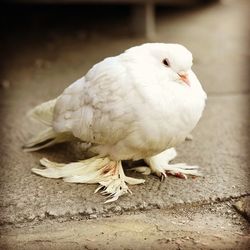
53, 43, 206, 160
25, 43, 207, 202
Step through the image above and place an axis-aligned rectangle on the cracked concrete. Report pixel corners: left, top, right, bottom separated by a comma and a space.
234, 197, 250, 221
1, 201, 249, 249
0, 0, 249, 248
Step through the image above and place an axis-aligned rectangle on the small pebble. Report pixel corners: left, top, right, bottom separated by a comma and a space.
114, 206, 122, 212
175, 239, 182, 245
89, 214, 97, 219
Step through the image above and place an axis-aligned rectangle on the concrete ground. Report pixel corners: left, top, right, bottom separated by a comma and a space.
0, 0, 249, 249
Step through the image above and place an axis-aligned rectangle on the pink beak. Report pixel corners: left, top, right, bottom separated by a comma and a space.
178, 73, 190, 86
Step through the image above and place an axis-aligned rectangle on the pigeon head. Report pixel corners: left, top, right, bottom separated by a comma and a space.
126, 43, 193, 86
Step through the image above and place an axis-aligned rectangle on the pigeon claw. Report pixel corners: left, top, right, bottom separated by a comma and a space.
160, 172, 167, 181
158, 171, 188, 181
167, 171, 187, 179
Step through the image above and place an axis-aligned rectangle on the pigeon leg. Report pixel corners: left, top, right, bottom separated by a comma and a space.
144, 148, 202, 180
32, 156, 145, 202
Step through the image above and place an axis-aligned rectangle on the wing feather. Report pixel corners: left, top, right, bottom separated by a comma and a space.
53, 56, 135, 145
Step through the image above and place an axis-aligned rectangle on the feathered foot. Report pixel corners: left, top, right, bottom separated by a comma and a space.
32, 156, 145, 203
141, 148, 202, 180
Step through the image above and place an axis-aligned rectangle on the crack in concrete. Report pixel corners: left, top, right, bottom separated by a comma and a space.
1, 193, 249, 228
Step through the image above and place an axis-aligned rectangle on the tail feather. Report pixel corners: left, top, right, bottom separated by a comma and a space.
23, 127, 58, 152
24, 98, 74, 151
27, 99, 57, 126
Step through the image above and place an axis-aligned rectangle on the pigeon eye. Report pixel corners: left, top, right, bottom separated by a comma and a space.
163, 58, 170, 67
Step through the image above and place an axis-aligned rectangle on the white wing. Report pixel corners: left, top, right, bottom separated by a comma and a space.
53, 56, 137, 146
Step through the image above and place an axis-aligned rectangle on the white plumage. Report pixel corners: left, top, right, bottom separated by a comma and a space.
25, 43, 207, 202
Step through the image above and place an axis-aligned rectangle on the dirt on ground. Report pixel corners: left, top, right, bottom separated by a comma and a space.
0, 201, 250, 250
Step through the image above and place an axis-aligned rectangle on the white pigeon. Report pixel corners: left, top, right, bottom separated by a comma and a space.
24, 43, 207, 202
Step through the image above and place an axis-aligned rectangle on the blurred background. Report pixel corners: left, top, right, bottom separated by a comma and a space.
0, 0, 248, 98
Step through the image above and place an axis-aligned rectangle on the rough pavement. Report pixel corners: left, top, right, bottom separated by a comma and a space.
0, 203, 249, 250
0, 0, 249, 248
